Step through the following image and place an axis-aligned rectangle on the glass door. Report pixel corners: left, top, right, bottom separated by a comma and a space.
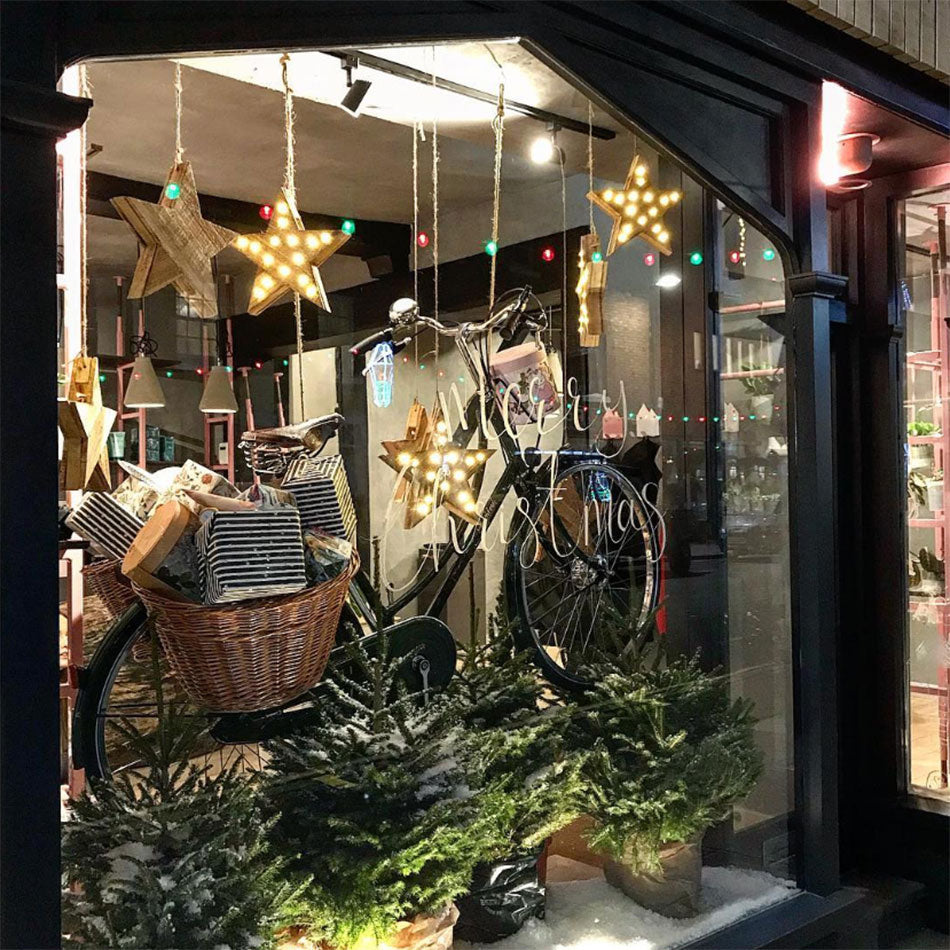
902, 185, 950, 801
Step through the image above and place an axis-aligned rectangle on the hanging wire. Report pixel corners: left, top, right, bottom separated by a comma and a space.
78, 64, 91, 358
488, 82, 505, 308
280, 54, 305, 419
431, 48, 440, 388
412, 122, 420, 377
280, 54, 296, 204
174, 62, 184, 164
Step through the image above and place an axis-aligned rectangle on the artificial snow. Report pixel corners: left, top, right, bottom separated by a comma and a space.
457, 865, 797, 950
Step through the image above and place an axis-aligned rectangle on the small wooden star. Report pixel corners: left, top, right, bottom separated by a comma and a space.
588, 155, 680, 256
379, 403, 493, 527
112, 162, 236, 319
234, 189, 350, 315
576, 231, 607, 347
59, 356, 116, 491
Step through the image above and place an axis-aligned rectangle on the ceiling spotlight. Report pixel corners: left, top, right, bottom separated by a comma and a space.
340, 57, 371, 117
655, 272, 682, 289
530, 123, 562, 165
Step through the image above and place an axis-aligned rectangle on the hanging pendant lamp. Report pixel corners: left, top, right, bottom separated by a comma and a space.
199, 365, 238, 414
124, 331, 166, 409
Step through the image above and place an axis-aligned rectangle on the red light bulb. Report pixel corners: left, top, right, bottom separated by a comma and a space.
728, 250, 741, 265
643, 253, 656, 266
196, 367, 204, 376
254, 360, 263, 370
416, 231, 429, 248
541, 246, 555, 263
259, 204, 273, 221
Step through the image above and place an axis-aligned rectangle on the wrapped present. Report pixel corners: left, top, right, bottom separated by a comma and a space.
281, 454, 357, 544
122, 500, 201, 602
303, 530, 352, 585
155, 459, 239, 515
111, 472, 160, 520
196, 508, 307, 605
65, 492, 145, 560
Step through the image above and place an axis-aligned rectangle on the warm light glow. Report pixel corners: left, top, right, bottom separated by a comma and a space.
637, 215, 647, 225
269, 235, 281, 247
277, 264, 290, 277
287, 234, 300, 247
603, 189, 614, 201
429, 451, 441, 464
643, 191, 653, 203
426, 470, 436, 482
305, 285, 318, 299
659, 231, 669, 242
416, 502, 430, 516
660, 195, 669, 206
249, 241, 261, 253
253, 286, 266, 299
262, 275, 275, 289
530, 134, 555, 164
446, 450, 459, 464
670, 192, 680, 202
458, 490, 471, 503
656, 272, 681, 288
819, 80, 848, 186
306, 235, 319, 248
321, 231, 332, 244
297, 274, 310, 287
263, 253, 275, 266
465, 455, 475, 467
277, 216, 290, 229
613, 193, 624, 206
436, 421, 448, 433
636, 165, 647, 176
476, 451, 486, 462
464, 501, 477, 514
292, 252, 305, 265
453, 469, 465, 481
276, 200, 289, 214
236, 236, 249, 249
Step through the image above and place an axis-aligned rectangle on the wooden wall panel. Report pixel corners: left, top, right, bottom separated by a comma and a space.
788, 0, 948, 78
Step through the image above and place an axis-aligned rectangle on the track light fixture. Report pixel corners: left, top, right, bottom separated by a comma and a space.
340, 56, 371, 117
530, 123, 562, 165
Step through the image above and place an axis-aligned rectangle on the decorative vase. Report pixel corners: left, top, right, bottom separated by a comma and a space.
603, 836, 703, 919
750, 394, 774, 422
107, 430, 126, 460
454, 848, 546, 943
353, 904, 459, 950
926, 478, 944, 512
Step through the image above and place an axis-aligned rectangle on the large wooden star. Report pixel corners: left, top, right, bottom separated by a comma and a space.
379, 402, 493, 528
233, 189, 350, 315
588, 155, 680, 256
59, 356, 116, 491
112, 162, 236, 319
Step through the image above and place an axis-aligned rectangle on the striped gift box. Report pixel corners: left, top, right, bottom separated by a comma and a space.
281, 454, 357, 545
65, 491, 145, 560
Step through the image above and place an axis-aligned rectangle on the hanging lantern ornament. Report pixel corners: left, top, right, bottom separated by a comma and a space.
199, 365, 238, 414
124, 331, 167, 409
363, 340, 395, 408
588, 154, 679, 256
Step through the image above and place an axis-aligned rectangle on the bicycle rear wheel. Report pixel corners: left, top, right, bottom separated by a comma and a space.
506, 461, 660, 689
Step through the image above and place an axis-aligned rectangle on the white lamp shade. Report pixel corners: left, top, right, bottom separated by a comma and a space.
199, 365, 238, 414
124, 356, 166, 409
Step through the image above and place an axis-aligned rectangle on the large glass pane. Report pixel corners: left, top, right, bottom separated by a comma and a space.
902, 185, 950, 800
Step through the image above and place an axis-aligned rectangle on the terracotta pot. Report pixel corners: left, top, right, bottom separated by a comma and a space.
353, 903, 459, 950
603, 836, 703, 919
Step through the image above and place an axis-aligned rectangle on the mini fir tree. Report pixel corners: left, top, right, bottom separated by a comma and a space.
62, 674, 306, 949
450, 620, 587, 858
264, 634, 510, 949
566, 603, 762, 871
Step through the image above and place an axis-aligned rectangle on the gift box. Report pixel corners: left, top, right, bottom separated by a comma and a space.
65, 491, 145, 560
281, 454, 357, 545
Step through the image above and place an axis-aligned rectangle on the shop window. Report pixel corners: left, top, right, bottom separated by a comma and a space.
901, 185, 950, 801
61, 43, 800, 948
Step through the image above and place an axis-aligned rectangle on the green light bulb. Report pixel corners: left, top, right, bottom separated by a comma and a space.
99, 373, 106, 382
485, 240, 498, 257
165, 182, 181, 200
591, 251, 604, 263
763, 248, 776, 261
341, 219, 356, 235
689, 251, 703, 266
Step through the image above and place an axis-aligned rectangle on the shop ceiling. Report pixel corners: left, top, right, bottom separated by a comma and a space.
83, 42, 637, 277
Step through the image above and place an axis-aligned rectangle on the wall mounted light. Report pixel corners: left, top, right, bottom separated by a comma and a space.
340, 57, 371, 117
655, 272, 682, 289
530, 123, 562, 165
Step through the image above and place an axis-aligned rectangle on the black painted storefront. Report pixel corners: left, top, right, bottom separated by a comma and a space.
1, 3, 947, 946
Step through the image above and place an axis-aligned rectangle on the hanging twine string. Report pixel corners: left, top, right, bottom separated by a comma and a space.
280, 54, 305, 419
412, 122, 420, 377
174, 62, 184, 164
78, 64, 91, 358
559, 147, 567, 335
280, 54, 296, 204
431, 51, 440, 388
488, 83, 505, 308
587, 102, 595, 237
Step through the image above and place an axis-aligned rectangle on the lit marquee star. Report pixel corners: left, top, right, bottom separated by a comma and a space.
112, 162, 237, 319
588, 155, 680, 256
234, 189, 350, 315
380, 413, 494, 528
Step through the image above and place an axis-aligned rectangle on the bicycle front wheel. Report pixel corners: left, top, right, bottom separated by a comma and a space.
506, 461, 660, 689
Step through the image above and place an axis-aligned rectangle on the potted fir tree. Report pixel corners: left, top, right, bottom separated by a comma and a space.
564, 609, 762, 919
264, 637, 509, 950
62, 691, 306, 948
449, 634, 586, 943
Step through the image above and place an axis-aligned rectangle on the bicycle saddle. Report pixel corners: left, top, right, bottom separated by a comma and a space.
242, 413, 344, 449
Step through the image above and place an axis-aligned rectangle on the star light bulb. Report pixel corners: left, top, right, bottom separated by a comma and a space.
398, 452, 411, 466
269, 235, 281, 247
278, 264, 291, 277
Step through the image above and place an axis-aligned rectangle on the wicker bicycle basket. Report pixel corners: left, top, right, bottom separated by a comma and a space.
132, 553, 358, 713
83, 558, 138, 619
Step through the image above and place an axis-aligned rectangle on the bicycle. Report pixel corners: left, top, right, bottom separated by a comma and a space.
72, 286, 662, 780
